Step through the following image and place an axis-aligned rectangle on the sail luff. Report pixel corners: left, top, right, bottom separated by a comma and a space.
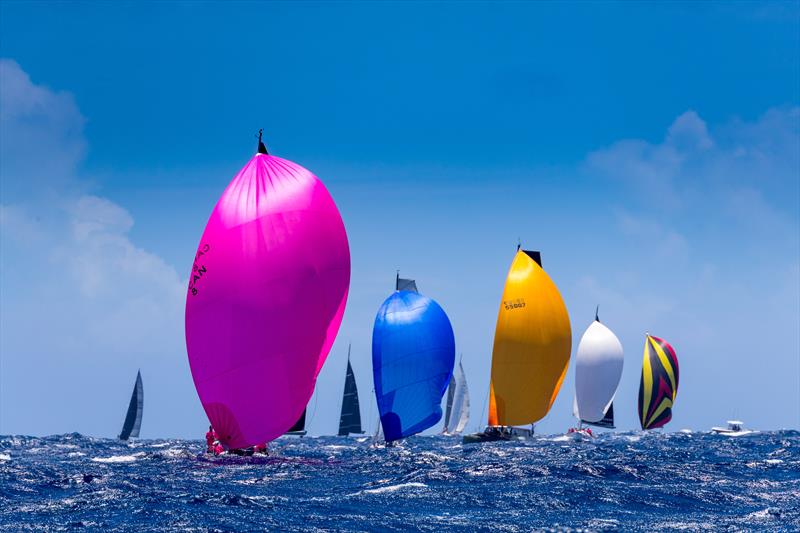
119, 371, 143, 441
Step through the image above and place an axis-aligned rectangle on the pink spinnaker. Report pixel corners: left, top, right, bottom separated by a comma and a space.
185, 152, 350, 449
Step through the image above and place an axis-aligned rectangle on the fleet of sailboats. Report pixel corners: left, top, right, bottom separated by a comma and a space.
172, 133, 689, 449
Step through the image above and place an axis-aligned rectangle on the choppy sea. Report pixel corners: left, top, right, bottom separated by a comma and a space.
1, 430, 798, 531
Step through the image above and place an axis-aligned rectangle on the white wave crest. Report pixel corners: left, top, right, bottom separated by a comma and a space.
91, 453, 142, 463
352, 482, 427, 496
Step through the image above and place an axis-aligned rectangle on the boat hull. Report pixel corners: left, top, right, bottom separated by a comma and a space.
711, 428, 755, 437
463, 427, 532, 444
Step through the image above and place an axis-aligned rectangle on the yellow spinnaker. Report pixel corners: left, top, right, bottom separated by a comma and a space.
489, 250, 572, 426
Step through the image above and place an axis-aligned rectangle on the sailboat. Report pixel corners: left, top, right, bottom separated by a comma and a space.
442, 360, 470, 435
638, 334, 679, 430
464, 248, 571, 444
570, 308, 623, 434
119, 371, 143, 441
185, 132, 350, 450
338, 344, 364, 436
372, 275, 455, 443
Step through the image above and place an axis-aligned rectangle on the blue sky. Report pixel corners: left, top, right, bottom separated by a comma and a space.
1, 2, 798, 438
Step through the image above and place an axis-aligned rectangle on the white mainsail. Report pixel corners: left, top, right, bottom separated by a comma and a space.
574, 316, 623, 425
443, 362, 470, 435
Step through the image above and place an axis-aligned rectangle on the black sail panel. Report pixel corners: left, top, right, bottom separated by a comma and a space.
396, 276, 418, 293
119, 371, 143, 441
338, 358, 363, 435
287, 408, 307, 433
583, 402, 615, 429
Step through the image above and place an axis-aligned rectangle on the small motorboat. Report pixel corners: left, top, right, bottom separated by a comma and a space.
711, 420, 755, 436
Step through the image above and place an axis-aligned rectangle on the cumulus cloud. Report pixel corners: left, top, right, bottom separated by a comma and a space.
587, 107, 799, 214
580, 107, 799, 429
0, 59, 190, 437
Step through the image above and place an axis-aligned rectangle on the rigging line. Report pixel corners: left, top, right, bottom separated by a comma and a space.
478, 378, 490, 432
367, 387, 375, 435
308, 387, 319, 432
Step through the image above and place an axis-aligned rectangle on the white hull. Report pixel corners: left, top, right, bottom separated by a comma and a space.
711, 428, 756, 437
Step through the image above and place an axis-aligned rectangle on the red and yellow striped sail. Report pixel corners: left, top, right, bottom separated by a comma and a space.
488, 250, 572, 427
638, 334, 679, 430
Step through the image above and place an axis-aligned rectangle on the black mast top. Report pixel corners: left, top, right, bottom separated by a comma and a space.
257, 129, 268, 154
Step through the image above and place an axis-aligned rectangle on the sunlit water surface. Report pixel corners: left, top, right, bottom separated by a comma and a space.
1, 431, 798, 531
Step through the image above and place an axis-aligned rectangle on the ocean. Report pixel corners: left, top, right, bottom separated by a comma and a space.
1, 431, 798, 531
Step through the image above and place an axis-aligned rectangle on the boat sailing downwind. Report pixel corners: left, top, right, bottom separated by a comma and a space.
119, 370, 143, 441
338, 344, 364, 436
443, 360, 470, 435
372, 275, 455, 444
464, 248, 572, 444
185, 133, 350, 450
570, 308, 623, 435
638, 334, 679, 431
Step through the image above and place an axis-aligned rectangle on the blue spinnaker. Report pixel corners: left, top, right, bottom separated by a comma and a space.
372, 289, 455, 442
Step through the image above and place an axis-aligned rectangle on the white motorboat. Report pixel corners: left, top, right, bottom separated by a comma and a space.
711, 420, 755, 436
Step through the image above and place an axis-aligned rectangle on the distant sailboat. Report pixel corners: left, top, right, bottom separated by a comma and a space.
464, 249, 571, 443
571, 308, 623, 432
338, 344, 364, 436
119, 371, 143, 441
372, 275, 455, 443
638, 334, 679, 430
443, 360, 470, 435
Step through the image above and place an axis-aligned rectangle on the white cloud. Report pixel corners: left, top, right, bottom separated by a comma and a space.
666, 110, 713, 151
0, 59, 192, 437
0, 59, 87, 197
580, 107, 800, 429
587, 107, 799, 215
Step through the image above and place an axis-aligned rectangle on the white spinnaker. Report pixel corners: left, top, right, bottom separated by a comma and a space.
448, 362, 470, 434
574, 320, 623, 423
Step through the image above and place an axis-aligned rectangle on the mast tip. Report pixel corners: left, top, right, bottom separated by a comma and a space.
256, 128, 268, 154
